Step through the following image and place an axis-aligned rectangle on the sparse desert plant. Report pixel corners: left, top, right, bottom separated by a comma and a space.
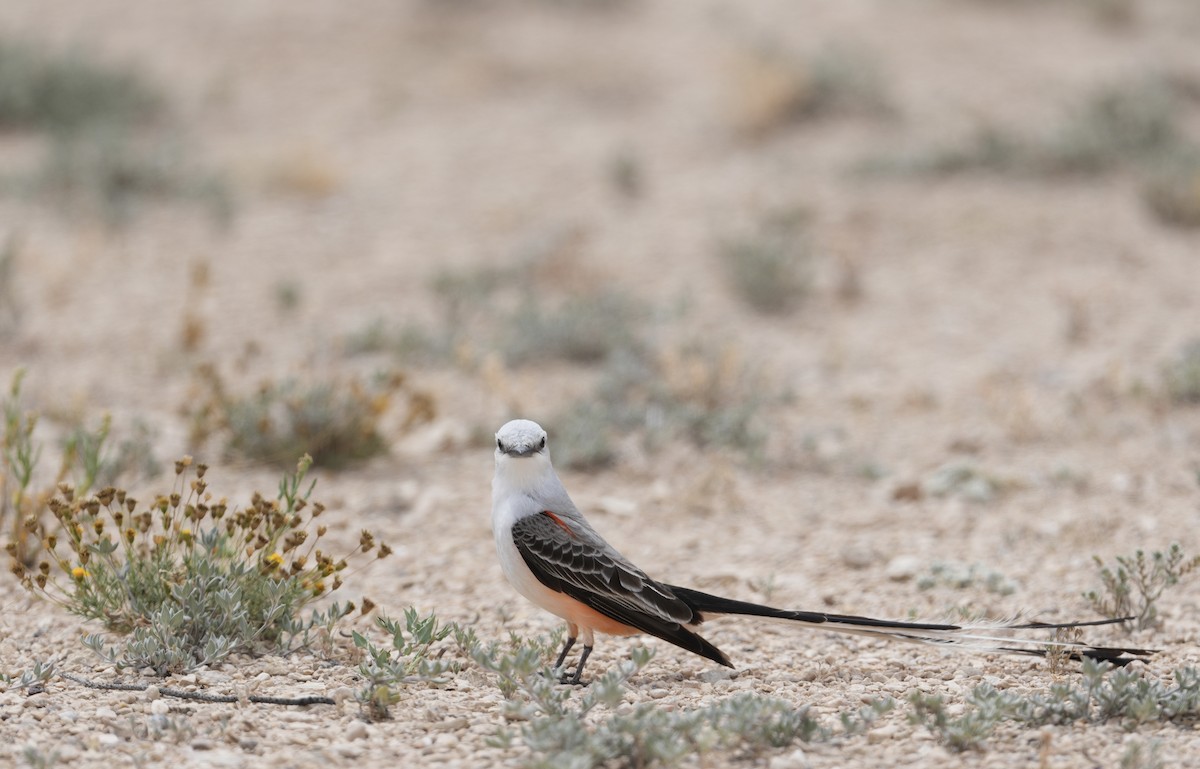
353, 608, 461, 721
501, 290, 645, 366
908, 690, 1000, 752
1162, 339, 1200, 404
554, 342, 769, 470
717, 211, 812, 315
1, 371, 142, 566
922, 461, 1006, 503
1121, 738, 1165, 769
916, 561, 1018, 596
189, 365, 429, 470
871, 73, 1192, 178
0, 235, 20, 332
32, 128, 232, 228
0, 660, 55, 691
913, 658, 1200, 754
1144, 162, 1200, 229
473, 632, 893, 768
9, 454, 389, 673
343, 317, 448, 364
1084, 544, 1200, 630
728, 43, 891, 137
0, 36, 232, 227
0, 37, 162, 133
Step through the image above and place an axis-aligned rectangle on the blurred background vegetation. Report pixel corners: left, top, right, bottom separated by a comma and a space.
0, 0, 1197, 489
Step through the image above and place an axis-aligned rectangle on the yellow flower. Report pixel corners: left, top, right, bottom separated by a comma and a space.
71, 566, 89, 580
266, 552, 284, 567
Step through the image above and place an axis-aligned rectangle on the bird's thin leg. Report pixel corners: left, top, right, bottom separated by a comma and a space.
562, 645, 593, 686
553, 635, 577, 671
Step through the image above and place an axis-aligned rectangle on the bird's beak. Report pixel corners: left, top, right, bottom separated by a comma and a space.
503, 445, 538, 458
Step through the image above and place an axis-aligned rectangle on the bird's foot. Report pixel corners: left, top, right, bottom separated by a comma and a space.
558, 671, 588, 687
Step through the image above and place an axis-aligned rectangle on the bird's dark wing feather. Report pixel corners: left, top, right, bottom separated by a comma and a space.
512, 512, 732, 667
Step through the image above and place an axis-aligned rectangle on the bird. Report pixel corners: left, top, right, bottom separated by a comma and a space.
490, 418, 1154, 684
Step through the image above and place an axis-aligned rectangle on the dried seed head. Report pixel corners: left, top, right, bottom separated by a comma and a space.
360, 597, 376, 616
196, 463, 208, 479
378, 543, 393, 559
175, 456, 193, 475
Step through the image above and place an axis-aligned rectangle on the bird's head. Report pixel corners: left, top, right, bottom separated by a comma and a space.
495, 419, 548, 460
494, 419, 554, 491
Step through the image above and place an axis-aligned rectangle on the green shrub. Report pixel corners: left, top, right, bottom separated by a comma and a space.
1162, 340, 1200, 404
1084, 544, 1200, 630
10, 455, 389, 673
0, 37, 162, 133
717, 212, 811, 315
353, 609, 462, 721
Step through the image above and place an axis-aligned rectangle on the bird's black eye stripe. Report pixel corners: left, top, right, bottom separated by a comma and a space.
539, 437, 546, 450
497, 438, 504, 451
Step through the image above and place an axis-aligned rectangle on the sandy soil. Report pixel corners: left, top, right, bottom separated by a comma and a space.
2, 1, 1200, 767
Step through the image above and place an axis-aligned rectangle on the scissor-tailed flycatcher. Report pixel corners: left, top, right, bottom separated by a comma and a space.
491, 419, 1153, 684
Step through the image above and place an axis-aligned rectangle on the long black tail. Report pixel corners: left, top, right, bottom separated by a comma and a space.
667, 585, 1155, 667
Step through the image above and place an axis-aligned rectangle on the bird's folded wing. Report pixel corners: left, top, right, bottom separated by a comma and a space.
511, 512, 696, 626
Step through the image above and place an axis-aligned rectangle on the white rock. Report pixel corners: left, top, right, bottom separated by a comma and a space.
768, 748, 810, 769
150, 700, 170, 715
97, 733, 120, 747
885, 555, 922, 581
95, 707, 118, 719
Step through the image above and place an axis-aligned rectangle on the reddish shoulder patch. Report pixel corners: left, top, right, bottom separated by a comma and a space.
542, 511, 577, 538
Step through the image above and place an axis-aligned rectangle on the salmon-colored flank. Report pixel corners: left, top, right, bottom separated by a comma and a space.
542, 511, 577, 538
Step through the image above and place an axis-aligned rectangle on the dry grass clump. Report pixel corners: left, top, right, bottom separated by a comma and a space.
727, 43, 891, 138
188, 365, 431, 470
717, 211, 812, 315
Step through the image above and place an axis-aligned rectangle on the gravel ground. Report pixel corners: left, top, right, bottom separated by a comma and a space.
2, 1, 1200, 767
